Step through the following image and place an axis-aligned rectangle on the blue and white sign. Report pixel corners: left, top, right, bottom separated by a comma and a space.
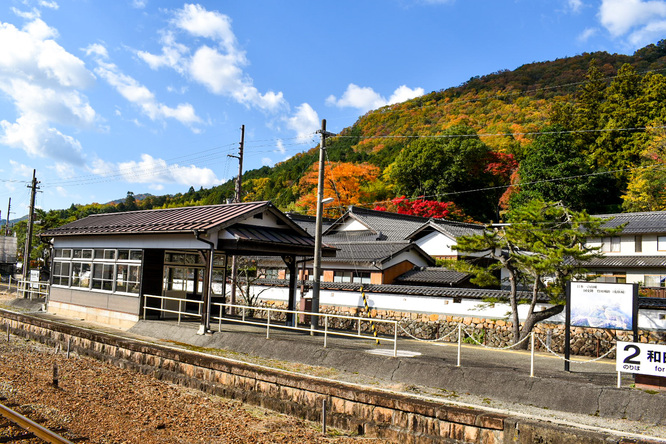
616, 341, 666, 377
570, 282, 634, 330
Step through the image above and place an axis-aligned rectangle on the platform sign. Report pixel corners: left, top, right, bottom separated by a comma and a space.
564, 282, 638, 372
569, 282, 635, 330
617, 341, 666, 377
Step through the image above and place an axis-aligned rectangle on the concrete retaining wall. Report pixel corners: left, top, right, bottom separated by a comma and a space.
0, 309, 653, 444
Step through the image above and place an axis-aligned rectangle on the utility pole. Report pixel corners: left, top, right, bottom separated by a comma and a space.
5, 198, 10, 236
311, 119, 335, 329
22, 170, 40, 287
227, 125, 245, 309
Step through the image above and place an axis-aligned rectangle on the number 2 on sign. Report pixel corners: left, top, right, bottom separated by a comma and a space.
622, 344, 641, 371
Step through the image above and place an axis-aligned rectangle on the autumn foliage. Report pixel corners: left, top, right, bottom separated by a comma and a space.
295, 162, 380, 216
374, 196, 469, 221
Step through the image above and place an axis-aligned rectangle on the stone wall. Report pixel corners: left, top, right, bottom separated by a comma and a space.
260, 301, 666, 358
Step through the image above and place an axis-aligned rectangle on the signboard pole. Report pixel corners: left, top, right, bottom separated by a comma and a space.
564, 281, 571, 372
632, 283, 639, 343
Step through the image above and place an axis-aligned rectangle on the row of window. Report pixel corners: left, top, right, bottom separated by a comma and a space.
53, 261, 141, 294
53, 248, 143, 295
595, 235, 666, 253
54, 248, 143, 261
259, 268, 372, 284
589, 271, 666, 287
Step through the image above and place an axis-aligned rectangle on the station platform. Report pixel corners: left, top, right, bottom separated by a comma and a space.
1, 288, 666, 441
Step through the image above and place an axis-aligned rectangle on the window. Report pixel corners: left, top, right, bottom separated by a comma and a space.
333, 271, 352, 283
601, 236, 621, 253
645, 274, 666, 287
115, 264, 140, 294
261, 268, 280, 279
635, 235, 643, 253
659, 236, 666, 251
92, 263, 114, 291
72, 263, 91, 288
352, 272, 371, 284
590, 272, 626, 284
52, 262, 71, 286
54, 249, 72, 259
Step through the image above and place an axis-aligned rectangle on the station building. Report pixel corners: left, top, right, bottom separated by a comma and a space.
40, 201, 334, 329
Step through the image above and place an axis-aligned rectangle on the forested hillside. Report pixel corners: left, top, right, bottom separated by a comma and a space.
15, 40, 666, 260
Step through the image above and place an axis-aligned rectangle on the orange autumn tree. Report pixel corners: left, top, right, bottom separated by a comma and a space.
295, 162, 380, 216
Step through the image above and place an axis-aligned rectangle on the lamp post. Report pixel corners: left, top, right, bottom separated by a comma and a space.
312, 120, 335, 329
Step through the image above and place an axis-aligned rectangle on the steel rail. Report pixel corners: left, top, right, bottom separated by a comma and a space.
0, 402, 74, 444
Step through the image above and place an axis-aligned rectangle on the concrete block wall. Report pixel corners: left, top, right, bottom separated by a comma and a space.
0, 310, 654, 444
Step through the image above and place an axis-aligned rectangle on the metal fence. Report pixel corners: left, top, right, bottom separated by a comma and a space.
15, 279, 49, 300
142, 294, 399, 357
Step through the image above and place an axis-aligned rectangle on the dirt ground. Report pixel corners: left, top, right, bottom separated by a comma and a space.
0, 290, 389, 443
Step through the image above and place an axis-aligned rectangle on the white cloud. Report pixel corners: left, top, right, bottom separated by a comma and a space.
275, 139, 286, 154
261, 157, 273, 166
286, 103, 319, 142
39, 1, 59, 9
326, 84, 424, 113
137, 4, 287, 113
9, 160, 35, 179
53, 162, 75, 179
568, 0, 583, 13
173, 4, 237, 53
0, 17, 95, 164
131, 0, 147, 9
91, 154, 222, 188
578, 27, 598, 42
86, 44, 202, 128
599, 0, 666, 46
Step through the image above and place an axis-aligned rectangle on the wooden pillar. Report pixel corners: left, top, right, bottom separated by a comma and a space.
198, 248, 214, 335
283, 255, 297, 327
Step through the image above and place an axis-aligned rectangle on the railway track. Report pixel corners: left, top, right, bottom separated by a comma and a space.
0, 401, 75, 443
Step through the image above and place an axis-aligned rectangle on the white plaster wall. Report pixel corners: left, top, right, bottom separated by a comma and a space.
587, 234, 666, 257
414, 232, 455, 256
247, 285, 666, 330
381, 249, 431, 269
339, 220, 369, 231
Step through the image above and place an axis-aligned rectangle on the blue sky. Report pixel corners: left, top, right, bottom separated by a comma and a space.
1, 0, 665, 217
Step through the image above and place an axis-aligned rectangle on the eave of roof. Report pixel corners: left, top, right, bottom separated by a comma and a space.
40, 202, 283, 238
581, 255, 666, 268
594, 211, 666, 234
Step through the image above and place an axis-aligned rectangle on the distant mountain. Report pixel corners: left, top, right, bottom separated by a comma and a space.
105, 193, 155, 205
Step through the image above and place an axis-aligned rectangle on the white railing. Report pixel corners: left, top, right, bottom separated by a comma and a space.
16, 280, 49, 300
141, 294, 398, 357
211, 302, 399, 357
142, 294, 203, 324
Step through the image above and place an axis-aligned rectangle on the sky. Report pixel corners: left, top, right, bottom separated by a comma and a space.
1, 0, 665, 218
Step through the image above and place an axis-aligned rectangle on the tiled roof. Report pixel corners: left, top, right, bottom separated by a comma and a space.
325, 241, 435, 266
394, 267, 470, 286
639, 297, 666, 309
41, 202, 280, 237
580, 255, 666, 268
594, 211, 666, 234
254, 278, 664, 308
254, 277, 540, 300
324, 206, 429, 241
226, 224, 315, 247
285, 213, 335, 236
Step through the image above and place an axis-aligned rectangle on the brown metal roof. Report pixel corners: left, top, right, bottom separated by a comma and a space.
40, 201, 272, 237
